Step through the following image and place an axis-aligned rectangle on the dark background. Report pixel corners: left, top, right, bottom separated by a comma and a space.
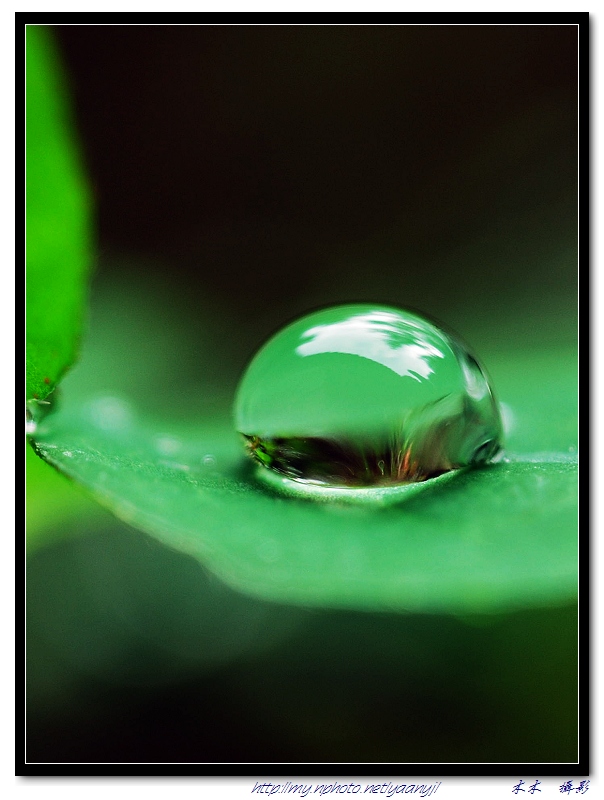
27, 23, 579, 766
55, 23, 578, 358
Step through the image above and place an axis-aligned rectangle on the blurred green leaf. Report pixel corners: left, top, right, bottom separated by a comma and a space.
26, 444, 109, 553
26, 25, 93, 401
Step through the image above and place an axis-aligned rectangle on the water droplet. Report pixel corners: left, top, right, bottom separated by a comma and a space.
203, 454, 217, 467
155, 435, 182, 456
26, 396, 56, 434
499, 402, 515, 436
234, 305, 503, 490
88, 396, 133, 431
62, 451, 73, 458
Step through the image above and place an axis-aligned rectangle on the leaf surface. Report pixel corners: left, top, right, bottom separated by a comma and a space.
29, 278, 577, 613
32, 398, 577, 614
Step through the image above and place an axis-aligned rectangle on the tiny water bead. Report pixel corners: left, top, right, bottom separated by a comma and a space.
234, 305, 503, 490
26, 395, 56, 435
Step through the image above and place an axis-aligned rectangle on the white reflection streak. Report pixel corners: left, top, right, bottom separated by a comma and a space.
296, 312, 444, 381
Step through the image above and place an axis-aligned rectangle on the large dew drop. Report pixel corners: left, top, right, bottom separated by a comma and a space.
234, 305, 503, 489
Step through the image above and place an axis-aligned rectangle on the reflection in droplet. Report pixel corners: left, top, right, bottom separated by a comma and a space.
499, 402, 515, 436
203, 454, 217, 467
234, 304, 503, 491
296, 310, 446, 381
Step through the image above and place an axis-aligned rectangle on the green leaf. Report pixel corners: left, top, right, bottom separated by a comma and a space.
29, 277, 577, 614
31, 417, 577, 614
26, 25, 93, 401
26, 444, 110, 554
